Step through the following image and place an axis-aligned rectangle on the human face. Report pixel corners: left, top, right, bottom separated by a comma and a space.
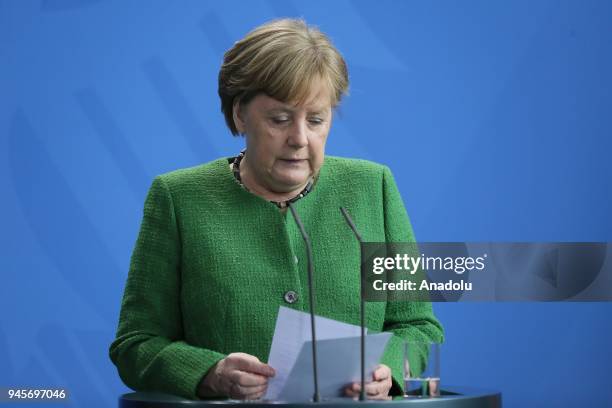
233, 81, 333, 195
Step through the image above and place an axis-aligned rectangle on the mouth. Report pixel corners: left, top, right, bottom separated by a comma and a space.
280, 158, 307, 163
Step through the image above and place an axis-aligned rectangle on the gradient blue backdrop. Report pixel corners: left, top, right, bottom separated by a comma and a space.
1, 1, 611, 407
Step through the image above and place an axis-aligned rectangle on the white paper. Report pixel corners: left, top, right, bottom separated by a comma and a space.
264, 306, 369, 400
278, 332, 392, 401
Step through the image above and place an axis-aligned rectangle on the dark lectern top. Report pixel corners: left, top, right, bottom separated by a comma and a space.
119, 387, 500, 408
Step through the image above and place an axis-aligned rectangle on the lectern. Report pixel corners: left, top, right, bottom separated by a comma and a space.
119, 387, 501, 408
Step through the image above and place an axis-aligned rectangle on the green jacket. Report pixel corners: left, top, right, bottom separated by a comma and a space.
109, 156, 444, 399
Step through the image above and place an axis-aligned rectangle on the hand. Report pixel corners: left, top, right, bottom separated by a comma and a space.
344, 364, 392, 400
197, 352, 275, 400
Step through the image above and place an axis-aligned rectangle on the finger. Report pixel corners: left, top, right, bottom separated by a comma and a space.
348, 383, 371, 396
229, 383, 267, 399
346, 383, 389, 400
232, 355, 276, 377
373, 365, 390, 381
344, 386, 358, 397
229, 370, 269, 387
368, 393, 392, 401
228, 378, 268, 395
240, 383, 267, 396
371, 378, 393, 399
244, 387, 267, 401
364, 381, 386, 397
228, 382, 243, 399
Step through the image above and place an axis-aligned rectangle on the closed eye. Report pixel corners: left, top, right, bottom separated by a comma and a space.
270, 117, 290, 125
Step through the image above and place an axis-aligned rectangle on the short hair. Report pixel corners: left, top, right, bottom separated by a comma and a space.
218, 18, 349, 135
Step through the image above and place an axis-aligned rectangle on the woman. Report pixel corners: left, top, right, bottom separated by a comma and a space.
109, 18, 443, 401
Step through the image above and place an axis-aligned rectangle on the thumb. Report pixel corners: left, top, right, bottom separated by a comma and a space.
234, 355, 276, 377
373, 365, 390, 381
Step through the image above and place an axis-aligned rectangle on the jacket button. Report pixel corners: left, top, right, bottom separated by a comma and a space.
293, 255, 299, 265
284, 291, 298, 304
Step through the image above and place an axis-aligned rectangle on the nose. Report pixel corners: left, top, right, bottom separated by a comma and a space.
287, 119, 309, 148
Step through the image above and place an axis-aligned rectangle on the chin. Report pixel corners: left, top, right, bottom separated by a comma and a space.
276, 176, 310, 190
275, 170, 310, 186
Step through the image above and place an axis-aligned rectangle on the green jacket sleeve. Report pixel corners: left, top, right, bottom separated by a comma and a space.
109, 176, 225, 399
378, 166, 445, 396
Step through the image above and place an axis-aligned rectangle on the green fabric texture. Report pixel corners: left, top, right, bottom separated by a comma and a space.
109, 156, 444, 400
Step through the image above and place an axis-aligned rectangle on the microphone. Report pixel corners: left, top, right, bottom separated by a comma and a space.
287, 202, 320, 403
339, 207, 366, 402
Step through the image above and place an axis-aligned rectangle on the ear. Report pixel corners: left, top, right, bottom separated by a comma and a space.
232, 98, 246, 135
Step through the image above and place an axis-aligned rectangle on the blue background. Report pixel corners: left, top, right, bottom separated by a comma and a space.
1, 0, 611, 407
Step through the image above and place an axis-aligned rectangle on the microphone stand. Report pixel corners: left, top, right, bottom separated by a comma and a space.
288, 202, 320, 402
339, 207, 366, 402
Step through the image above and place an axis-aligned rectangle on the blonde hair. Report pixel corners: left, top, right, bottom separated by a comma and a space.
218, 18, 349, 135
